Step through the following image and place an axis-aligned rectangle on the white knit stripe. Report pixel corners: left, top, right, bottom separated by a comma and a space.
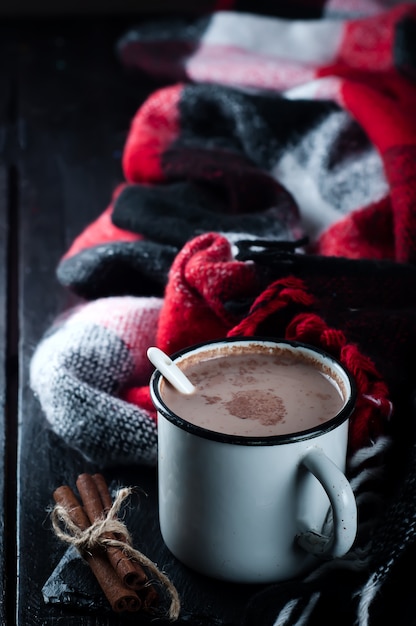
324, 0, 389, 19
197, 12, 344, 64
292, 592, 320, 626
186, 49, 318, 92
356, 572, 381, 626
349, 466, 385, 492
283, 76, 343, 102
272, 110, 388, 240
273, 598, 300, 625
348, 436, 391, 470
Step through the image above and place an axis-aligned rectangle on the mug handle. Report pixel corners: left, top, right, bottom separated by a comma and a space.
296, 447, 357, 558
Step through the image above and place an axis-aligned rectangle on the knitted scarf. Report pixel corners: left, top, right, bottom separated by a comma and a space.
31, 3, 416, 624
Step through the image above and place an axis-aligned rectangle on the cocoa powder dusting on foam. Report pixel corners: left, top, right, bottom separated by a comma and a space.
225, 390, 287, 426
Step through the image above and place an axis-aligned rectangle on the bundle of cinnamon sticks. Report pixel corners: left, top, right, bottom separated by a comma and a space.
52, 473, 166, 614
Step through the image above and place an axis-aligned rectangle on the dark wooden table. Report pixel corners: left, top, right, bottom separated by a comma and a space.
0, 17, 267, 626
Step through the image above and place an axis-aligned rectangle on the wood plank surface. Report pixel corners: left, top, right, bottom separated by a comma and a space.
0, 170, 9, 626
0, 29, 16, 626
14, 19, 157, 626
12, 18, 265, 626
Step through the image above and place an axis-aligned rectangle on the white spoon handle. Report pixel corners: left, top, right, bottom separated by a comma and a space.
147, 347, 196, 395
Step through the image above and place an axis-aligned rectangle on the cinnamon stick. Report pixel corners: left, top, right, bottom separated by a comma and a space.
91, 472, 113, 510
53, 485, 141, 613
93, 473, 158, 604
76, 473, 148, 590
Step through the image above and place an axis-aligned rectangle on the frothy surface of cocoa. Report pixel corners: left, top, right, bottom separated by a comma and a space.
160, 346, 346, 437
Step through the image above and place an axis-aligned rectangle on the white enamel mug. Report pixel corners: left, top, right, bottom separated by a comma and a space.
150, 338, 357, 583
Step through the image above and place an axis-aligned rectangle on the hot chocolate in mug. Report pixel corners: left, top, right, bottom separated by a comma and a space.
150, 337, 357, 583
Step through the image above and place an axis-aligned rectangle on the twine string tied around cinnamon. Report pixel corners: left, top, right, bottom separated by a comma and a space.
51, 486, 180, 620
